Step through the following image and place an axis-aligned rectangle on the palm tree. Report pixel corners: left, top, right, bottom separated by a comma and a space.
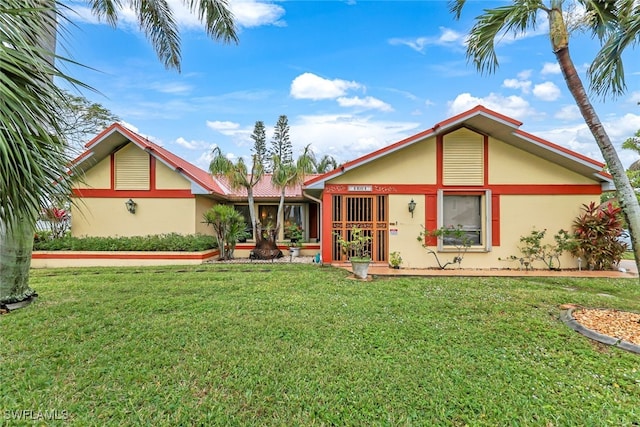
0, 2, 76, 307
451, 0, 640, 278
208, 147, 264, 240
314, 154, 338, 174
0, 0, 237, 307
271, 145, 316, 238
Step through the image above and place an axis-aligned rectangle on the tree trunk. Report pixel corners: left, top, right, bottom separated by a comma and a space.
555, 45, 640, 279
0, 217, 37, 307
251, 222, 283, 260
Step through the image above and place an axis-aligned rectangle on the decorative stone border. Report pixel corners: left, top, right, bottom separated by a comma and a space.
560, 309, 640, 354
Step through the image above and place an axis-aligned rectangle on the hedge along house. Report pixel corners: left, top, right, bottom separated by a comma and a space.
69, 123, 321, 255
304, 106, 613, 270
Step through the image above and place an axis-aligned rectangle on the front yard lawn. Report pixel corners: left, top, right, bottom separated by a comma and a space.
2, 264, 639, 425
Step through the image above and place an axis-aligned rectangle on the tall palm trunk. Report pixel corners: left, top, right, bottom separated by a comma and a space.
552, 8, 640, 277
0, 216, 37, 307
0, 3, 58, 307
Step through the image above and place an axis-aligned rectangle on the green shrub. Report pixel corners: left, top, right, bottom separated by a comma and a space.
33, 233, 217, 252
515, 228, 571, 270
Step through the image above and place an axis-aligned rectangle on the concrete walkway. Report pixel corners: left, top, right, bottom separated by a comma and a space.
336, 259, 639, 279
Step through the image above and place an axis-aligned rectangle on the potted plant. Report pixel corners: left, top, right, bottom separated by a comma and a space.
389, 251, 402, 269
335, 226, 372, 279
286, 224, 304, 257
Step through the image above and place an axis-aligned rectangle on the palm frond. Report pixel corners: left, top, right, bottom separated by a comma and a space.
132, 0, 181, 70
87, 0, 122, 26
189, 0, 238, 43
463, 2, 542, 74
588, 0, 640, 97
0, 1, 78, 228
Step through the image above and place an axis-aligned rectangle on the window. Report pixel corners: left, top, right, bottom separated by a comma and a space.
438, 191, 492, 251
234, 205, 253, 240
443, 195, 482, 245
258, 205, 277, 229
283, 205, 303, 239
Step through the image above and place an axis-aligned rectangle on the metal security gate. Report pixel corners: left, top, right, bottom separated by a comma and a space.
331, 195, 388, 262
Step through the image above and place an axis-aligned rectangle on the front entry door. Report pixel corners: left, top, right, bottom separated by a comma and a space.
330, 195, 388, 263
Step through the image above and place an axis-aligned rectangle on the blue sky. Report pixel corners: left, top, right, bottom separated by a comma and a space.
60, 1, 640, 171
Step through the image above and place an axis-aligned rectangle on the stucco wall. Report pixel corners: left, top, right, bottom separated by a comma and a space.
75, 156, 111, 189
387, 194, 425, 269
330, 139, 437, 184
195, 196, 217, 235
383, 193, 600, 270
156, 160, 192, 189
488, 138, 596, 184
71, 198, 197, 237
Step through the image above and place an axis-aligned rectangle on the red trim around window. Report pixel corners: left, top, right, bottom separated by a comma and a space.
492, 194, 500, 246
425, 194, 438, 246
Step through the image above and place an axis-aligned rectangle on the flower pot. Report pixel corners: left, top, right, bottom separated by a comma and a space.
289, 247, 300, 258
350, 258, 371, 280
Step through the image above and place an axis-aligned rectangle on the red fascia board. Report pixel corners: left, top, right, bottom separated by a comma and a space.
514, 129, 606, 169
83, 122, 122, 149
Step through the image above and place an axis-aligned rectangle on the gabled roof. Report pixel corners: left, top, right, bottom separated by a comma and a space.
72, 123, 226, 195
304, 105, 612, 190
72, 123, 316, 200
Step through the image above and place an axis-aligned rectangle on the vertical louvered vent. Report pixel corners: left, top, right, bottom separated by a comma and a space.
115, 144, 150, 190
443, 130, 484, 186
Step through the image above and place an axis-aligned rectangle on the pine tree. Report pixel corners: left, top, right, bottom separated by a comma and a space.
250, 121, 267, 168
269, 115, 293, 169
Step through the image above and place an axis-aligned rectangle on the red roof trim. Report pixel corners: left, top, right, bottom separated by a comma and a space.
434, 105, 522, 129
304, 105, 609, 188
514, 128, 605, 168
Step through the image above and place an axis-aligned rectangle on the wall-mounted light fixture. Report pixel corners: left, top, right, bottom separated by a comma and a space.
408, 199, 416, 218
125, 198, 137, 214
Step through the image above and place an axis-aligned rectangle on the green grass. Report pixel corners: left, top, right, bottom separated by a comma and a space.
2, 264, 640, 426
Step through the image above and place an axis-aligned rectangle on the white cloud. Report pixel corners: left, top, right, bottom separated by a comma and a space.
336, 96, 393, 112
503, 78, 531, 94
388, 27, 465, 53
517, 70, 532, 80
231, 1, 286, 27
206, 120, 242, 136
541, 62, 561, 75
290, 73, 362, 100
288, 114, 421, 164
533, 113, 640, 168
193, 144, 218, 170
118, 120, 164, 145
628, 91, 640, 104
447, 92, 537, 120
150, 82, 192, 95
175, 137, 209, 150
554, 105, 581, 121
533, 81, 561, 101
64, 0, 285, 29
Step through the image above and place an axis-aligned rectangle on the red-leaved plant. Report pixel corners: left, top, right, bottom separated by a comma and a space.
570, 202, 627, 270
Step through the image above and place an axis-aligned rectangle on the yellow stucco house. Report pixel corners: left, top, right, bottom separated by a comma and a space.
304, 105, 612, 269
68, 105, 612, 269
69, 123, 321, 253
